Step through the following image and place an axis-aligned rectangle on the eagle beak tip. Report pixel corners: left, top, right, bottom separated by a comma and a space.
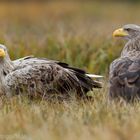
0, 49, 5, 58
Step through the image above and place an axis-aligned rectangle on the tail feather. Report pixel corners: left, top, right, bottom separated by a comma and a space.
86, 74, 103, 78
74, 71, 102, 90
66, 67, 103, 91
58, 62, 103, 97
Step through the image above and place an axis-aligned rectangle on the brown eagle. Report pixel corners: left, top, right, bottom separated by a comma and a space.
0, 44, 102, 100
109, 24, 140, 102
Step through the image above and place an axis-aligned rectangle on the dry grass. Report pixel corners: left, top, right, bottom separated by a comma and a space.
1, 88, 140, 140
0, 1, 140, 140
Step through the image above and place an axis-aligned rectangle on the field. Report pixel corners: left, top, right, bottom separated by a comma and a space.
1, 1, 140, 140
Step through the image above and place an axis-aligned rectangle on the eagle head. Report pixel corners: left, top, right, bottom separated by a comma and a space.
113, 24, 140, 40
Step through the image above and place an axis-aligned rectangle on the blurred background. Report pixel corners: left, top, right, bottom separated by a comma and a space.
1, 1, 140, 75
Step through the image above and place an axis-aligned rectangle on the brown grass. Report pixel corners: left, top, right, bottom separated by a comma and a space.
0, 1, 140, 140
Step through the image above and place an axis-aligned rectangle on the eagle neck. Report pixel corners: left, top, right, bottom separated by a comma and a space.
121, 36, 140, 58
0, 57, 14, 95
0, 57, 14, 74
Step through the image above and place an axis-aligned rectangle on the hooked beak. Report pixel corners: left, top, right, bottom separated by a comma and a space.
113, 28, 129, 37
0, 49, 5, 58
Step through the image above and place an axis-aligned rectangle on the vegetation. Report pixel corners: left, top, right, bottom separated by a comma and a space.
0, 1, 140, 140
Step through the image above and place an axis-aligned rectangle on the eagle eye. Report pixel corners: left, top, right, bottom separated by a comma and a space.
125, 28, 131, 32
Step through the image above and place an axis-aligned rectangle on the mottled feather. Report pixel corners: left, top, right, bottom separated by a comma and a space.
0, 45, 102, 100
109, 24, 140, 101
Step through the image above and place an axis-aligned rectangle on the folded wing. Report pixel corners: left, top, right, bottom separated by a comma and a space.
109, 57, 140, 101
6, 57, 102, 99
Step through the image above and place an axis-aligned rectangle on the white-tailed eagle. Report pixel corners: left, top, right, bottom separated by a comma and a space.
0, 44, 102, 100
109, 24, 140, 102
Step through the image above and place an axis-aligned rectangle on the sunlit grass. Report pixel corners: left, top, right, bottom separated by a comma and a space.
0, 1, 140, 140
0, 88, 140, 140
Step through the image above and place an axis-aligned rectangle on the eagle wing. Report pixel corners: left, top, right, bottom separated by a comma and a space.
109, 57, 140, 101
13, 55, 34, 66
5, 57, 100, 99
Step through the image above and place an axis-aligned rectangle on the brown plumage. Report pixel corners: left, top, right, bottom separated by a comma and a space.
109, 24, 140, 102
0, 44, 102, 100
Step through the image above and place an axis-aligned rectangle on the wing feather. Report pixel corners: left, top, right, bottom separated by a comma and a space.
5, 58, 100, 99
109, 57, 140, 101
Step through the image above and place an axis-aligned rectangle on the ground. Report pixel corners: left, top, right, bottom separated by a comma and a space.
0, 1, 140, 140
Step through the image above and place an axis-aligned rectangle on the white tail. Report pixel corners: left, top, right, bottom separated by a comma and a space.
86, 74, 103, 78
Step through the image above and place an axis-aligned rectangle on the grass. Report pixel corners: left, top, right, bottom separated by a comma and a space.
0, 1, 140, 140
1, 90, 140, 140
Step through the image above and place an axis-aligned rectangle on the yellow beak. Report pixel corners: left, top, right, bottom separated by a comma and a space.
0, 49, 5, 58
113, 28, 129, 37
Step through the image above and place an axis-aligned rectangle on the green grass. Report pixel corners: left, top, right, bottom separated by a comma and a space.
0, 1, 140, 140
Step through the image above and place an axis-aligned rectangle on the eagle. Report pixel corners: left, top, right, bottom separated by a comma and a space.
109, 24, 140, 102
0, 44, 102, 100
